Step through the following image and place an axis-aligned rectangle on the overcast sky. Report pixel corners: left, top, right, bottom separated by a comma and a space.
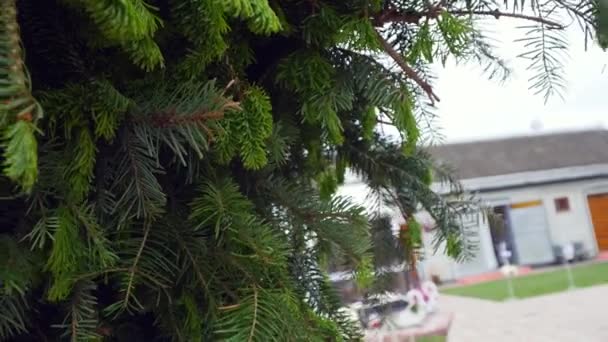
430, 18, 608, 143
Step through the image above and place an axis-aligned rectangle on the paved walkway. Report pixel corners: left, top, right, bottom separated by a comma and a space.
441, 285, 608, 342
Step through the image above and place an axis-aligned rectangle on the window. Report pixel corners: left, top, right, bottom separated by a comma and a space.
554, 197, 570, 212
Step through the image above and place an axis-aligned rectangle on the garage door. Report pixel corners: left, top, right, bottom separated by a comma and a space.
509, 200, 555, 265
588, 194, 608, 251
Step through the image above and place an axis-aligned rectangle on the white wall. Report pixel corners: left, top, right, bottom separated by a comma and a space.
419, 178, 608, 282
336, 181, 499, 282
336, 176, 608, 282
480, 178, 608, 257
418, 211, 498, 282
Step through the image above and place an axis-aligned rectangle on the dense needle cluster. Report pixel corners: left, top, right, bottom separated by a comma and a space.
0, 0, 603, 340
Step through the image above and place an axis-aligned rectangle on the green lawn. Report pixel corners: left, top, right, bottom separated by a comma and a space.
442, 262, 608, 301
368, 334, 446, 341
416, 336, 446, 342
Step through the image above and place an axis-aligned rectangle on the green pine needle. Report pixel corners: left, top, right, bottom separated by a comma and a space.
0, 294, 28, 340
1, 0, 593, 340
46, 207, 84, 301
237, 87, 273, 169
76, 0, 162, 42
2, 121, 38, 192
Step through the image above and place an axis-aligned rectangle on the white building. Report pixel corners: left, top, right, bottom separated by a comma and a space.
339, 130, 608, 282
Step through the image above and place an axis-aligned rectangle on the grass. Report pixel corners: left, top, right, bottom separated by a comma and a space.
442, 262, 608, 301
416, 336, 446, 342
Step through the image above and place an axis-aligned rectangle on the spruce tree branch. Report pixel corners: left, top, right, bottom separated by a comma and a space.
552, 0, 594, 25
123, 221, 151, 308
375, 31, 440, 104
70, 306, 77, 342
451, 10, 563, 28
175, 234, 208, 290
377, 119, 395, 126
247, 285, 258, 342
374, 8, 563, 28
382, 185, 409, 222
133, 97, 240, 128
268, 185, 356, 224
146, 107, 236, 128
218, 303, 241, 310
536, 2, 553, 96
373, 8, 436, 25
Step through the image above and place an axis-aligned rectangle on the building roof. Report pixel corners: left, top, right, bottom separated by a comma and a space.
429, 130, 608, 179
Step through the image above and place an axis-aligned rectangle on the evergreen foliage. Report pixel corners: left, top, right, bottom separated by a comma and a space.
0, 0, 602, 340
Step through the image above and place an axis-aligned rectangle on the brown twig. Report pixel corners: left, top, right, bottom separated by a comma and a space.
145, 101, 240, 128
218, 303, 241, 311
175, 234, 208, 290
377, 119, 395, 126
247, 285, 259, 342
222, 79, 237, 96
123, 222, 150, 309
375, 31, 440, 104
374, 8, 563, 28
450, 9, 564, 28
373, 9, 430, 25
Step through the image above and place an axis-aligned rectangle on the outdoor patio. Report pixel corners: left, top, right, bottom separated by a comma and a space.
441, 284, 608, 341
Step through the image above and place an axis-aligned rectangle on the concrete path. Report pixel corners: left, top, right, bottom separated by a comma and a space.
441, 285, 608, 342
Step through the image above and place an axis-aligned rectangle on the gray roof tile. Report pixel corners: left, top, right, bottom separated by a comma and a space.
429, 130, 608, 179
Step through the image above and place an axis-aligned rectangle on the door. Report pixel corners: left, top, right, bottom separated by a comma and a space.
588, 194, 608, 251
509, 200, 555, 265
489, 206, 519, 265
